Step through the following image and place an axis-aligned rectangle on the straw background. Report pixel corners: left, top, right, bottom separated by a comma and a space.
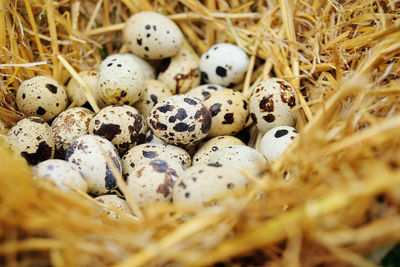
0, 0, 400, 266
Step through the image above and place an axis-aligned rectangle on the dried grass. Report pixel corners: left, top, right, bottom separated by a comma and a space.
1, 0, 400, 266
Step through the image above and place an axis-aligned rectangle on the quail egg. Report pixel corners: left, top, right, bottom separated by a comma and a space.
16, 76, 68, 121
259, 126, 298, 161
186, 84, 224, 101
95, 194, 132, 221
6, 117, 55, 165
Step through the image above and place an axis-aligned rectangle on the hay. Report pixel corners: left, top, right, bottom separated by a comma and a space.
1, 0, 400, 266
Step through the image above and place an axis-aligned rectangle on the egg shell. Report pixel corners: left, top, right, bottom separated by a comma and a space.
173, 163, 249, 206
16, 76, 68, 121
147, 95, 212, 148
95, 195, 132, 221
66, 70, 107, 108
123, 11, 184, 60
199, 43, 249, 87
33, 159, 87, 192
134, 80, 172, 119
145, 130, 168, 145
203, 89, 249, 137
65, 135, 122, 196
121, 143, 191, 178
7, 117, 55, 165
97, 54, 145, 106
51, 107, 94, 158
157, 46, 200, 94
186, 84, 225, 101
249, 78, 298, 133
259, 126, 298, 161
89, 105, 147, 154
209, 145, 267, 176
128, 53, 156, 80
127, 159, 185, 206
192, 135, 245, 165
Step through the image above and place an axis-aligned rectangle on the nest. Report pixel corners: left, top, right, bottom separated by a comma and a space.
1, 0, 400, 266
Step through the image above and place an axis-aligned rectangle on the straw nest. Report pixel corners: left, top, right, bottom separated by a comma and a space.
1, 0, 400, 266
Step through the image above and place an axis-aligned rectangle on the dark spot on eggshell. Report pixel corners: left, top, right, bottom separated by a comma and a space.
21, 141, 52, 165
145, 46, 149, 52
263, 114, 275, 122
22, 93, 26, 99
173, 122, 190, 132
36, 107, 46, 116
259, 95, 274, 112
156, 173, 175, 198
107, 63, 113, 67
243, 100, 248, 110
121, 90, 127, 97
227, 183, 234, 189
175, 108, 187, 121
65, 141, 78, 161
183, 97, 197, 106
150, 94, 158, 104
137, 38, 142, 46
185, 192, 190, 198
216, 66, 227, 77
250, 113, 257, 124
275, 129, 289, 138
199, 107, 212, 134
93, 123, 122, 141
201, 91, 211, 98
143, 150, 158, 158
157, 104, 174, 113
212, 146, 218, 151
45, 83, 58, 94
208, 162, 222, 167
145, 25, 151, 30
150, 159, 168, 173
130, 162, 135, 168
222, 113, 234, 124
210, 103, 222, 117
227, 100, 233, 105
105, 165, 117, 190
178, 181, 187, 189
28, 117, 46, 124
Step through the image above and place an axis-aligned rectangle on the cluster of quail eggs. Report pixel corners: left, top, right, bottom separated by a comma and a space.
4, 11, 300, 220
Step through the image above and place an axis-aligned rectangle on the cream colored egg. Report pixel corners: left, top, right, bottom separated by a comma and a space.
173, 163, 250, 206
259, 126, 298, 162
249, 78, 298, 133
123, 11, 184, 60
147, 95, 212, 148
51, 107, 94, 158
33, 159, 87, 192
192, 135, 245, 165
157, 46, 200, 94
200, 43, 249, 87
65, 135, 122, 196
134, 80, 172, 119
203, 89, 249, 137
89, 105, 147, 154
209, 145, 267, 176
16, 76, 68, 121
95, 195, 132, 221
6, 117, 55, 165
66, 70, 107, 108
186, 84, 224, 101
127, 159, 185, 206
97, 54, 145, 105
121, 143, 191, 178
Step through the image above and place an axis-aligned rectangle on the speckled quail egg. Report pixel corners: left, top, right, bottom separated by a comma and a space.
249, 78, 298, 133
97, 53, 145, 106
147, 95, 212, 147
259, 126, 298, 162
32, 159, 87, 192
186, 84, 224, 101
209, 145, 267, 176
203, 89, 249, 137
6, 117, 55, 165
200, 43, 249, 87
123, 11, 184, 60
128, 53, 156, 80
66, 70, 107, 108
95, 195, 132, 221
192, 136, 245, 165
127, 159, 185, 206
145, 130, 168, 145
121, 143, 191, 178
65, 135, 122, 196
134, 80, 172, 119
157, 46, 200, 94
173, 163, 250, 206
51, 107, 94, 158
16, 76, 68, 121
89, 105, 147, 154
